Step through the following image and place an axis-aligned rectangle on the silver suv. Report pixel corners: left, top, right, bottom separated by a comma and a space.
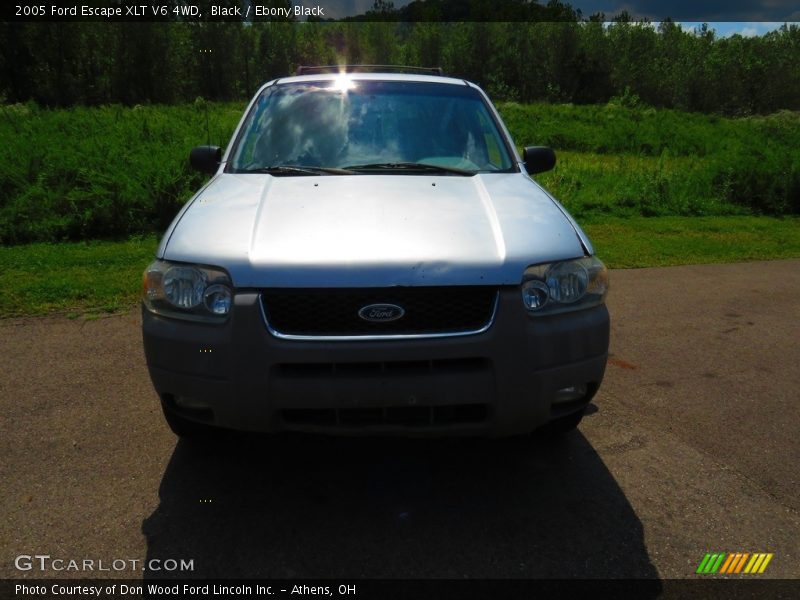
142, 67, 609, 438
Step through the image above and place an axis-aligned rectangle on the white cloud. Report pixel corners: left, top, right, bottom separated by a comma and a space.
677, 21, 786, 38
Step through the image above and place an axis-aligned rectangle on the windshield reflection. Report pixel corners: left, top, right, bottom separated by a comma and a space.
230, 81, 515, 174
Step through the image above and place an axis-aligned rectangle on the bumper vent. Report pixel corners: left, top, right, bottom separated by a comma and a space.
281, 404, 488, 428
261, 287, 498, 338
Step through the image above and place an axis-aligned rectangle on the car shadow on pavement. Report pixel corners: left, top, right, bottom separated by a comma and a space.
142, 430, 660, 583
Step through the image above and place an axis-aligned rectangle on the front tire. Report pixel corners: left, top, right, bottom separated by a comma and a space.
161, 401, 221, 440
538, 408, 585, 437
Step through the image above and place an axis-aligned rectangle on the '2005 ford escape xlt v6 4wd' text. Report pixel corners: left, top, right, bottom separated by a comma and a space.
142, 66, 609, 439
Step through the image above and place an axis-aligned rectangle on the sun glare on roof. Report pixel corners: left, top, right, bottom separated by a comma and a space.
332, 73, 356, 92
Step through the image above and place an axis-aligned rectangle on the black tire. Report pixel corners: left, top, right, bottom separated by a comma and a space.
538, 408, 585, 437
161, 402, 221, 440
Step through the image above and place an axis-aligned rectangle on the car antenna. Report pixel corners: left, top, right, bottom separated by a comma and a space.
199, 47, 212, 146
205, 99, 211, 147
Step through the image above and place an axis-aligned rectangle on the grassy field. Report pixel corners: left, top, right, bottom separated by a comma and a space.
1, 101, 798, 317
582, 216, 800, 268
2, 216, 799, 318
506, 104, 800, 218
0, 101, 798, 244
0, 236, 156, 317
0, 101, 244, 245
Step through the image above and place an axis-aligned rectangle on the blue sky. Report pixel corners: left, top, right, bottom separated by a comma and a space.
679, 22, 787, 37
318, 1, 800, 23
574, 1, 800, 21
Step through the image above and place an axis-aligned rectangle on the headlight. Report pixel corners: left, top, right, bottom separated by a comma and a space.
143, 260, 233, 322
164, 266, 206, 309
521, 256, 608, 315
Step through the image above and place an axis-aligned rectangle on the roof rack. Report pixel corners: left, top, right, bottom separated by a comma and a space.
295, 65, 444, 76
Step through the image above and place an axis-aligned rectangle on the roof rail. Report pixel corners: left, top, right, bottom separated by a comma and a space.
295, 65, 444, 76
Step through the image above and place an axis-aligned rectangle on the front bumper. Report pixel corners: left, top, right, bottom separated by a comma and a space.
142, 289, 609, 437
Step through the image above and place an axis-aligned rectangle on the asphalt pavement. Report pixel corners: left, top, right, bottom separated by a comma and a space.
1, 260, 798, 581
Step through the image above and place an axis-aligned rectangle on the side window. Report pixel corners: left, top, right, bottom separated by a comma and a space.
233, 96, 269, 168
477, 109, 505, 168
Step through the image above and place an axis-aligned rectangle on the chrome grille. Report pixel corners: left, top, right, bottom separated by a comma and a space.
260, 287, 498, 338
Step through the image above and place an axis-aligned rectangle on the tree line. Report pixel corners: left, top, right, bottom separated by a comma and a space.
1, 17, 798, 115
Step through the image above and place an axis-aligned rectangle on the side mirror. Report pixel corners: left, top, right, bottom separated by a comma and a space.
189, 145, 222, 175
523, 146, 556, 174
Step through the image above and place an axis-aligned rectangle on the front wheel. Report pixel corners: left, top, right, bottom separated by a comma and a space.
538, 408, 585, 437
161, 401, 221, 440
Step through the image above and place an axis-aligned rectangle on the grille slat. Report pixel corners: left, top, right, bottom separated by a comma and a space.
275, 358, 488, 378
261, 287, 498, 337
281, 404, 488, 427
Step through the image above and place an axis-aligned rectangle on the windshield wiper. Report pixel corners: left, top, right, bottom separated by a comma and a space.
241, 165, 354, 176
342, 162, 474, 176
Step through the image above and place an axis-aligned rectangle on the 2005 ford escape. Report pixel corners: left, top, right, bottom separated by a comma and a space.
142, 66, 610, 439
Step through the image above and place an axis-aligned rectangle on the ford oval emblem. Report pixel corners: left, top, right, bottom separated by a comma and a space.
358, 303, 405, 322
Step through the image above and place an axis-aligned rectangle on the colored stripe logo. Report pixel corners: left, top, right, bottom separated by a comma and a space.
696, 552, 773, 574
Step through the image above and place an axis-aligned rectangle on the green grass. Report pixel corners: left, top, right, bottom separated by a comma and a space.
0, 101, 245, 244
498, 102, 800, 157
2, 217, 799, 318
0, 101, 798, 245
502, 103, 800, 216
0, 236, 157, 317
537, 151, 742, 219
583, 216, 800, 268
2, 101, 799, 317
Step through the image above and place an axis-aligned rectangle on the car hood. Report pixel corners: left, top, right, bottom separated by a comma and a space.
160, 173, 587, 287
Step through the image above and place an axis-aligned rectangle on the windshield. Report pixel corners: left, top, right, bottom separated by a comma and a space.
228, 80, 515, 174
